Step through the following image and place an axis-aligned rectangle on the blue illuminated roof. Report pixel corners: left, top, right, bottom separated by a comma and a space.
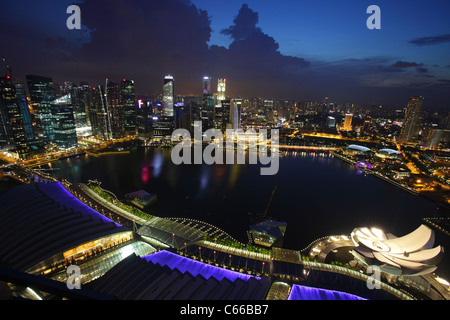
143, 250, 258, 282
38, 181, 121, 226
0, 182, 128, 271
288, 284, 366, 300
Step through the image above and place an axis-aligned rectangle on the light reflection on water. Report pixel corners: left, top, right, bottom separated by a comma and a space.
46, 147, 449, 279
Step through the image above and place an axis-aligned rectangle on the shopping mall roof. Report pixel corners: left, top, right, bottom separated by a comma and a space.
348, 144, 371, 152
378, 148, 401, 155
0, 182, 129, 272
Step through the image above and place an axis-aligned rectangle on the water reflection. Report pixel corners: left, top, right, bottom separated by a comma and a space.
152, 152, 163, 178
45, 147, 449, 279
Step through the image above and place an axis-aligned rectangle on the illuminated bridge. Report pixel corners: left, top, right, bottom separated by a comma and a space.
0, 180, 440, 300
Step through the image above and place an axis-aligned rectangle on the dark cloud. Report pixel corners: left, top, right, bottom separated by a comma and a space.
416, 67, 428, 73
390, 61, 423, 68
409, 34, 450, 46
1, 1, 448, 109
208, 4, 309, 98
220, 4, 260, 42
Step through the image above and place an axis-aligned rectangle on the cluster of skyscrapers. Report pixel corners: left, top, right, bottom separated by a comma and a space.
0, 62, 245, 160
1, 59, 448, 161
155, 75, 241, 138
0, 62, 139, 159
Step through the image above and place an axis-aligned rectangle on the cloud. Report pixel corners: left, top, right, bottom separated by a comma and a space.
390, 61, 423, 69
220, 4, 260, 42
1, 1, 448, 109
416, 67, 428, 73
409, 34, 450, 46
209, 4, 309, 97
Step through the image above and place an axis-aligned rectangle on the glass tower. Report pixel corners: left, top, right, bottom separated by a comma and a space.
0, 75, 29, 158
51, 93, 77, 149
121, 79, 136, 136
163, 75, 174, 117
14, 83, 34, 142
203, 76, 211, 96
26, 75, 57, 144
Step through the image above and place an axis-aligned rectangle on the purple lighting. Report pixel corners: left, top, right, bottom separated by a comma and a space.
143, 250, 259, 282
355, 161, 372, 169
37, 181, 121, 227
288, 284, 366, 300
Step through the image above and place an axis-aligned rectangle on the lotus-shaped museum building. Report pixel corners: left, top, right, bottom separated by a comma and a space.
350, 224, 444, 276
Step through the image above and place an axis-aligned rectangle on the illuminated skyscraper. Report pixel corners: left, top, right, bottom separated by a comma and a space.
326, 116, 336, 128
0, 75, 29, 158
26, 75, 57, 144
398, 96, 423, 143
343, 113, 353, 131
163, 75, 174, 117
217, 78, 226, 101
14, 82, 34, 142
121, 79, 136, 135
202, 76, 211, 96
230, 98, 242, 130
51, 93, 77, 149
107, 81, 125, 139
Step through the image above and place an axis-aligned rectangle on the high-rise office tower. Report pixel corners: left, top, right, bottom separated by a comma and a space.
136, 100, 153, 138
26, 75, 57, 144
343, 113, 353, 131
202, 76, 211, 96
62, 82, 91, 137
220, 99, 231, 131
326, 116, 336, 128
0, 75, 29, 159
14, 83, 34, 142
51, 93, 77, 149
163, 75, 174, 117
217, 78, 226, 102
398, 96, 424, 143
121, 79, 136, 136
107, 80, 125, 139
230, 98, 242, 130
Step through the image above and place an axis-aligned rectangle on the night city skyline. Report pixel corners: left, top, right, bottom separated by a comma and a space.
1, 0, 450, 110
1, 0, 450, 304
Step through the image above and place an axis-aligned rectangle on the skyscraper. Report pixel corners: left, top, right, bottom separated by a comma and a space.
62, 82, 91, 138
230, 98, 242, 130
0, 75, 29, 159
398, 96, 423, 143
26, 75, 57, 144
107, 80, 125, 139
202, 76, 211, 96
343, 113, 353, 131
51, 93, 77, 149
217, 78, 226, 102
121, 79, 136, 136
14, 82, 34, 142
326, 116, 336, 128
163, 75, 174, 117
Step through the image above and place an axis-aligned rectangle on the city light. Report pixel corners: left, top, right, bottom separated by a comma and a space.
0, 1, 449, 303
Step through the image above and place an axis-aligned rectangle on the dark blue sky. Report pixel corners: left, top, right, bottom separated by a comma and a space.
1, 0, 449, 110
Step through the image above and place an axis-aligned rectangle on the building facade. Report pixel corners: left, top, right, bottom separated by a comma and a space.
398, 96, 423, 144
